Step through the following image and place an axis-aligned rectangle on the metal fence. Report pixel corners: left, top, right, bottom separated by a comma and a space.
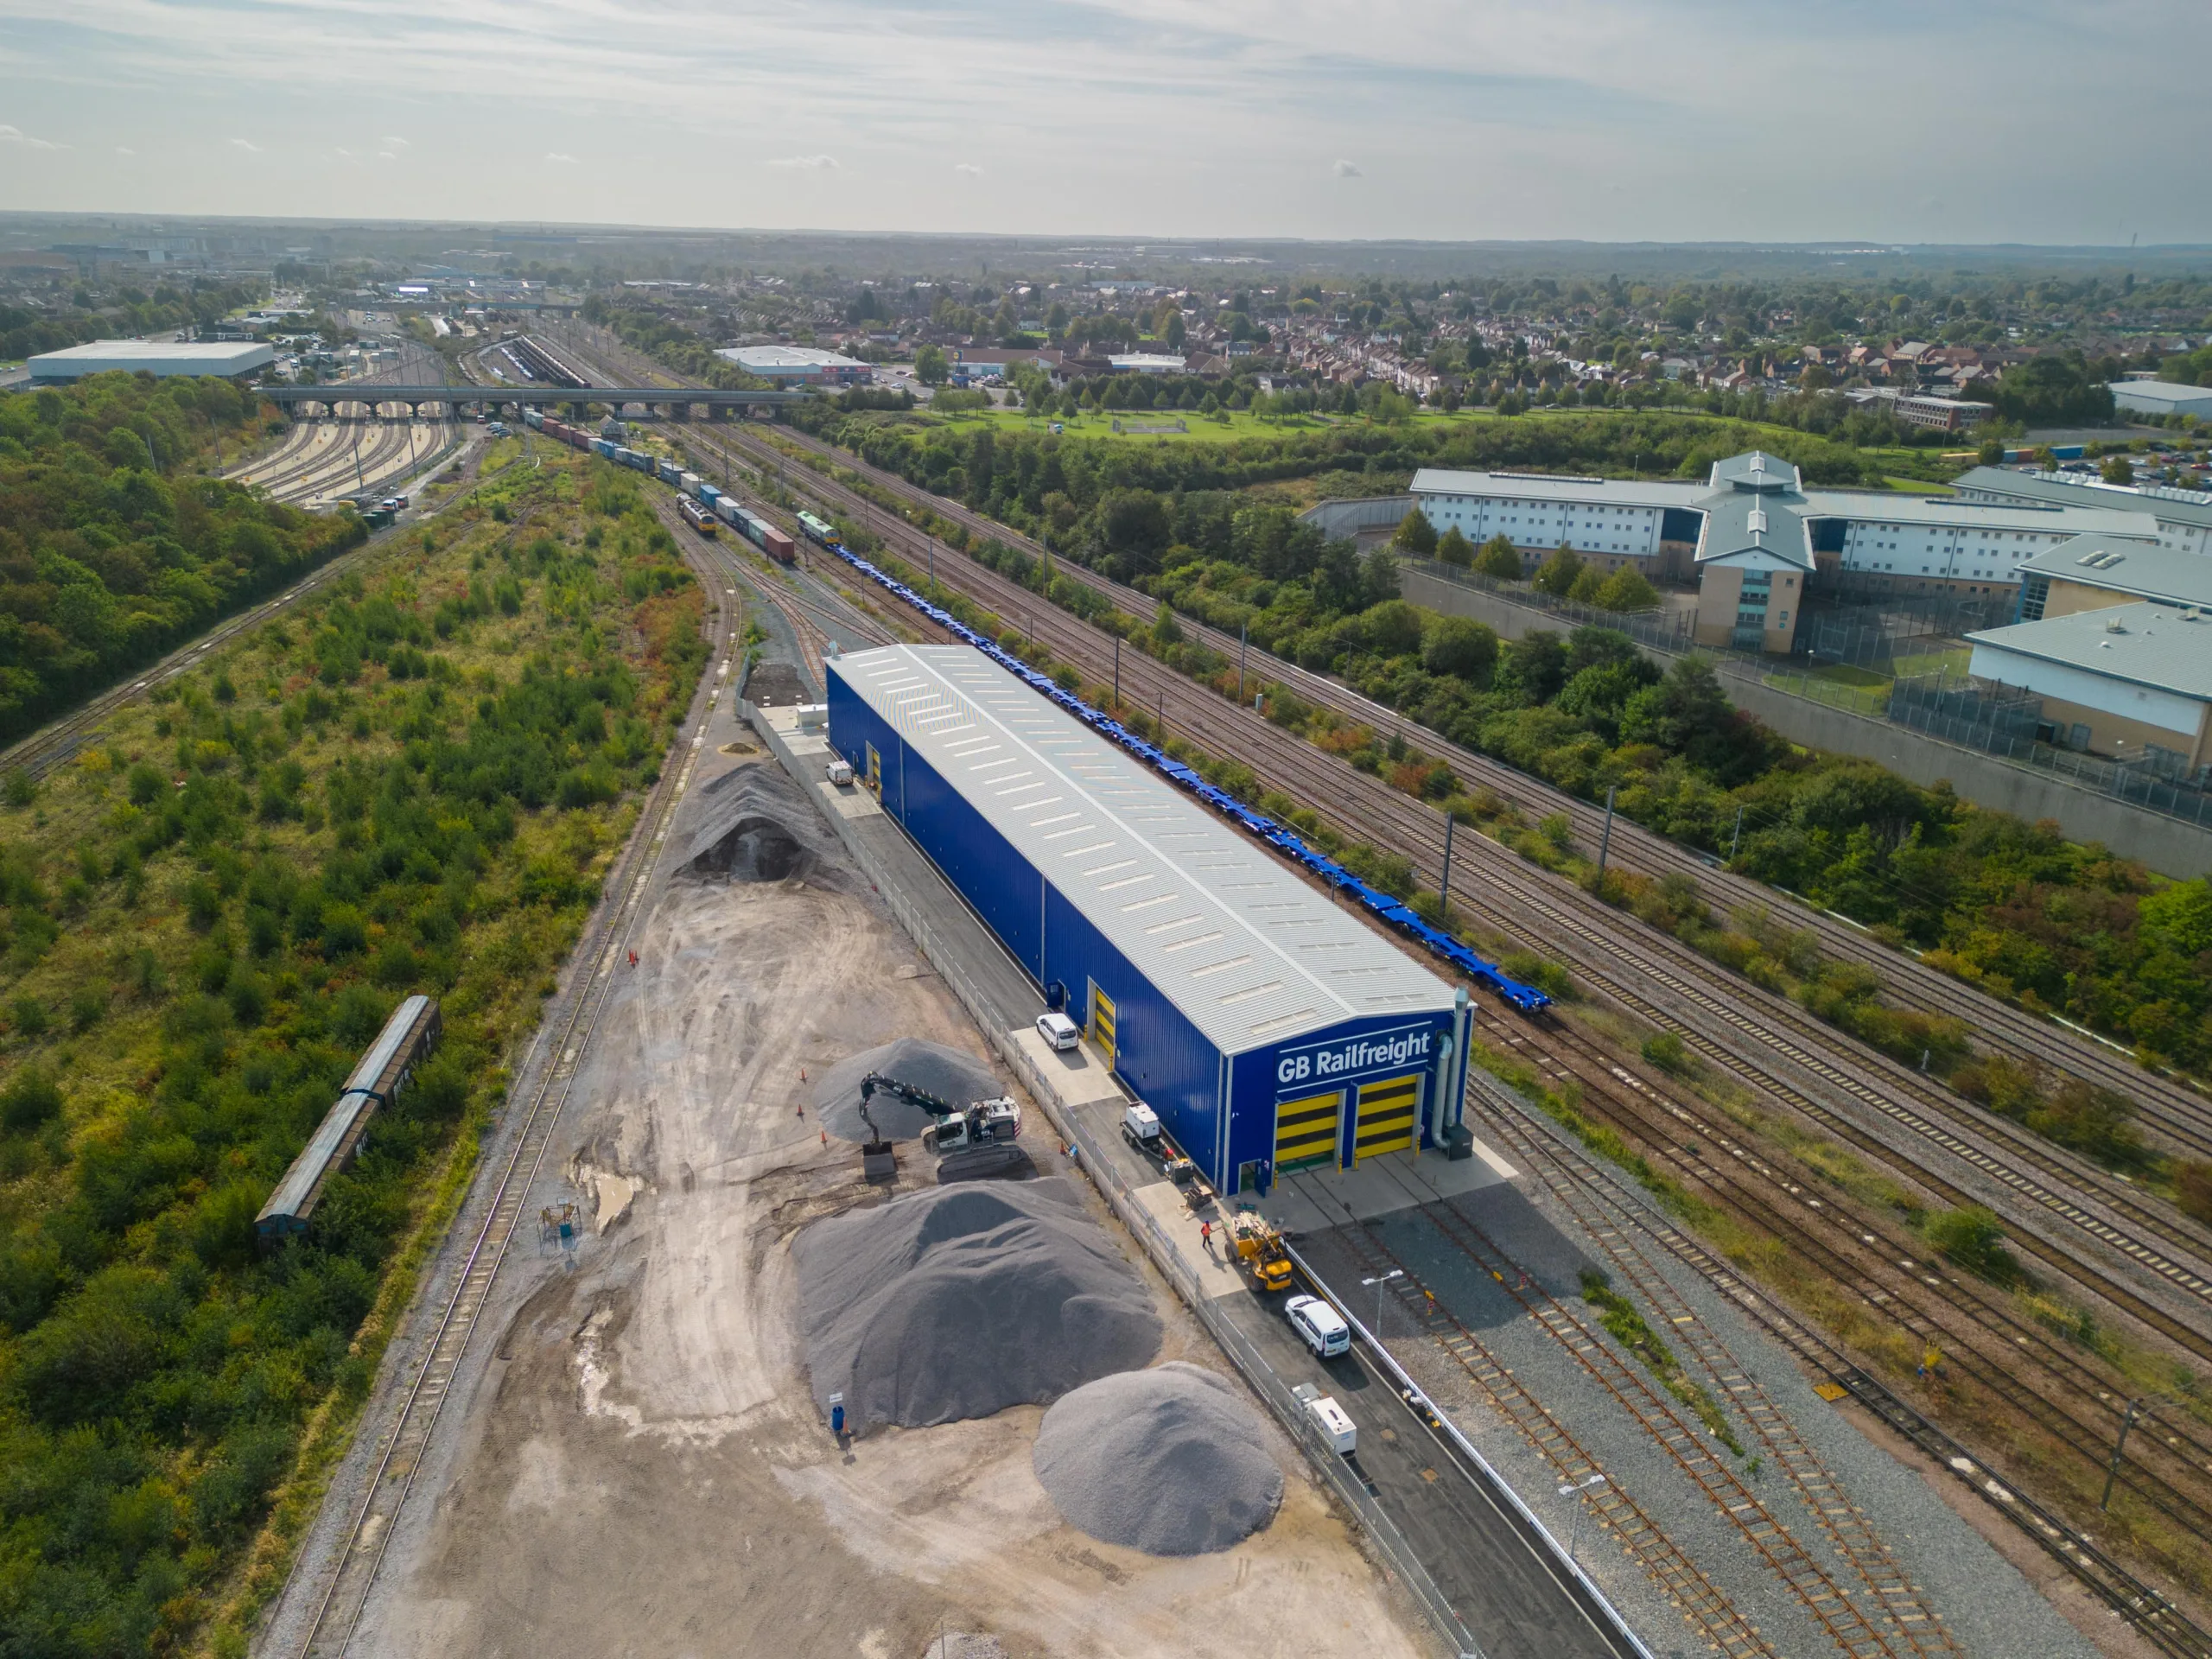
746, 699, 1494, 1658
1885, 673, 2212, 825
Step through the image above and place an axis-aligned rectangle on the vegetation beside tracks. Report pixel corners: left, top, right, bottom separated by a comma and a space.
0, 449, 706, 1656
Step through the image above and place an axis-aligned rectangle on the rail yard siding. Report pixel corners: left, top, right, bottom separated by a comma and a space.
826, 644, 1469, 1195
1398, 566, 2212, 879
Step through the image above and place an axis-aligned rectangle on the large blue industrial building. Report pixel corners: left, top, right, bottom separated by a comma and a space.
827, 645, 1472, 1197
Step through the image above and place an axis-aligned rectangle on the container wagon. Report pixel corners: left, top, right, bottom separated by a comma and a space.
699, 483, 723, 510
591, 437, 617, 459
796, 511, 836, 545
256, 995, 442, 1246
679, 497, 718, 535
678, 470, 702, 496
658, 459, 683, 486
760, 524, 797, 563
524, 407, 545, 430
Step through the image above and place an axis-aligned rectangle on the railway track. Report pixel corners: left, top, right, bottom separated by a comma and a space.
1307, 1160, 1922, 1659
681, 419, 2212, 1322
731, 412, 2212, 1160
0, 440, 493, 787
639, 416, 2212, 1637
285, 503, 741, 1659
1463, 1065, 2212, 1658
1311, 1192, 1779, 1659
1433, 1099, 1963, 1656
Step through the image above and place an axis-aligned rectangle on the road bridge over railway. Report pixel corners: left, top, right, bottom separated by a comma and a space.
258, 385, 810, 419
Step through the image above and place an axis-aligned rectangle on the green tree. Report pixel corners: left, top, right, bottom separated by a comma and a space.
2101, 455, 2134, 486
1533, 544, 1585, 597
1435, 526, 1473, 567
915, 345, 949, 385
1594, 568, 1661, 611
1394, 509, 1439, 556
1421, 615, 1497, 681
1474, 535, 1524, 581
1567, 565, 1605, 603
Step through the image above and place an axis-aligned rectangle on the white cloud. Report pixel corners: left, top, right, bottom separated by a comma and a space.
769, 154, 840, 169
1332, 158, 1362, 177
0, 124, 65, 151
546, 151, 576, 163
954, 162, 982, 176
228, 137, 261, 153
381, 136, 409, 149
114, 144, 135, 156
377, 150, 398, 161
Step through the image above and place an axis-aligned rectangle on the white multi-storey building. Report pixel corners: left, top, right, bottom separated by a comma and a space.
1409, 452, 2167, 652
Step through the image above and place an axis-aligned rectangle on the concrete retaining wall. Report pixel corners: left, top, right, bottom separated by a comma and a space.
1299, 494, 1415, 540
1399, 566, 2212, 879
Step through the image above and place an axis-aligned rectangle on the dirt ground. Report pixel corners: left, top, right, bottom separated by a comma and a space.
353, 752, 1432, 1659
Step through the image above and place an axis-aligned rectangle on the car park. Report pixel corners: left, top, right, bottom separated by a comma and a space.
1286, 1293, 1351, 1358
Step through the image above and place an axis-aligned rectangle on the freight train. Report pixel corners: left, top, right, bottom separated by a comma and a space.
520, 407, 797, 563
256, 996, 443, 1245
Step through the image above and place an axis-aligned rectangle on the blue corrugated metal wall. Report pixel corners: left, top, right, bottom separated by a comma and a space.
826, 661, 1470, 1195
1040, 884, 1223, 1179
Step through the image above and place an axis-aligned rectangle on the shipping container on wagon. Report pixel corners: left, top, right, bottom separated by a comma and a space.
591, 437, 617, 458
255, 996, 442, 1245
523, 407, 545, 429
679, 471, 703, 497
759, 523, 796, 563
699, 483, 723, 510
658, 458, 683, 486
825, 645, 1472, 1198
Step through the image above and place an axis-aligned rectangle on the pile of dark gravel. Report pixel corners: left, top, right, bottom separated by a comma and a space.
794, 1179, 1160, 1431
811, 1037, 1002, 1145
1033, 1363, 1281, 1554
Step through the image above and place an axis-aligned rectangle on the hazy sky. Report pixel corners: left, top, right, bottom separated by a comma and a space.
2, 0, 2207, 244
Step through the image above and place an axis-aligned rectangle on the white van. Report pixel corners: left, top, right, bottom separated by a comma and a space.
1286, 1294, 1351, 1358
1035, 1011, 1081, 1051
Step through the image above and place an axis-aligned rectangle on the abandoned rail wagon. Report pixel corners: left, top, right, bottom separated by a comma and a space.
256, 995, 442, 1245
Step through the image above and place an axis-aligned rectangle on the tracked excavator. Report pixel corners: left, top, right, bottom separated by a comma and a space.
856, 1072, 1024, 1155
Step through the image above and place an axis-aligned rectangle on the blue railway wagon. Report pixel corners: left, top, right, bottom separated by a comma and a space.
591, 437, 617, 459
826, 645, 1471, 1198
255, 995, 442, 1245
658, 458, 683, 486
699, 483, 722, 510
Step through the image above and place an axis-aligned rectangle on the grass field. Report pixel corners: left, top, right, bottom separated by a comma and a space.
913, 403, 1966, 483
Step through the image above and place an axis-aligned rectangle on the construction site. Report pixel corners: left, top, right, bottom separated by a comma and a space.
257, 497, 2145, 1659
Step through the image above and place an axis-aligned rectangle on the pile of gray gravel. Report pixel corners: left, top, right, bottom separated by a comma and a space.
794, 1179, 1160, 1430
811, 1038, 1002, 1144
1033, 1363, 1281, 1554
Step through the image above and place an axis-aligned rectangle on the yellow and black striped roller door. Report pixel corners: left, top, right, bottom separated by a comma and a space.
1274, 1090, 1341, 1172
1090, 983, 1116, 1065
1353, 1074, 1420, 1163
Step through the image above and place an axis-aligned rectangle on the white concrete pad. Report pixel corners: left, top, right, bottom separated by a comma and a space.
1007, 1027, 1124, 1109
1260, 1136, 1516, 1236
1129, 1179, 1254, 1300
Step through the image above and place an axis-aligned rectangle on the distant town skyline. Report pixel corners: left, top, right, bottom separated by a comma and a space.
2, 0, 2209, 245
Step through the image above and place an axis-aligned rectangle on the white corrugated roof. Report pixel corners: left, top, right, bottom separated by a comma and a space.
1409, 467, 1709, 508
835, 645, 1456, 1056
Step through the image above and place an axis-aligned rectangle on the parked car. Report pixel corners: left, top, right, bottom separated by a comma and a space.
1035, 1011, 1081, 1051
1286, 1294, 1351, 1358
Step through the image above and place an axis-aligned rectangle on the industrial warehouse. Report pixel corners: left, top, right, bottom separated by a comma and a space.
826, 643, 1476, 1198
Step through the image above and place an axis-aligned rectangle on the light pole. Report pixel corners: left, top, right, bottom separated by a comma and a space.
1360, 1269, 1403, 1337
1557, 1473, 1607, 1562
